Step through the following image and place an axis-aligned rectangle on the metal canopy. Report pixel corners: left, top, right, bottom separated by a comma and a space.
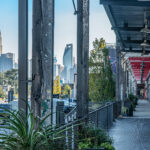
100, 0, 150, 53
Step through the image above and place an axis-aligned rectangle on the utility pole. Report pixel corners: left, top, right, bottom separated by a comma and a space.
32, 0, 54, 122
18, 0, 28, 114
77, 0, 89, 119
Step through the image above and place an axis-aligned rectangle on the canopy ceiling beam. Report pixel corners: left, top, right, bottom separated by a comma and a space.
121, 50, 150, 53
103, 5, 125, 48
112, 26, 144, 32
100, 0, 150, 7
123, 40, 147, 44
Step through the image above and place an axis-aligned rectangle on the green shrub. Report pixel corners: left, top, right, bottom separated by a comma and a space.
128, 93, 138, 105
78, 126, 113, 149
0, 107, 65, 150
100, 142, 115, 150
127, 93, 138, 112
122, 107, 129, 116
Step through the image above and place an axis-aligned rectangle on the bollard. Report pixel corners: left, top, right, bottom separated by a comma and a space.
56, 101, 65, 126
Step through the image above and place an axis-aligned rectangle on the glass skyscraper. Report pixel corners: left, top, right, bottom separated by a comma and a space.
63, 44, 73, 69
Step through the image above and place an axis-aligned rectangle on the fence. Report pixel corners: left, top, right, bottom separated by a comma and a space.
56, 101, 122, 150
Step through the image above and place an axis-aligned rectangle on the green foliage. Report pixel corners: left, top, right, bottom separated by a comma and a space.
0, 86, 5, 98
128, 93, 138, 111
63, 84, 72, 97
100, 142, 115, 150
0, 107, 65, 150
89, 38, 115, 102
122, 107, 129, 116
5, 69, 18, 93
128, 93, 138, 105
78, 126, 113, 149
0, 69, 18, 94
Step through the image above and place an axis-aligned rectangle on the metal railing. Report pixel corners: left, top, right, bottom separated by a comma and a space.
58, 101, 122, 150
88, 103, 113, 129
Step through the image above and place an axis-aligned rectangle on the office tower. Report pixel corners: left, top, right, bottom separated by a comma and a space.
63, 44, 73, 69
0, 53, 15, 72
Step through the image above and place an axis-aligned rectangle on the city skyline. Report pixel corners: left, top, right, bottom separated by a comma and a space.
0, 0, 115, 64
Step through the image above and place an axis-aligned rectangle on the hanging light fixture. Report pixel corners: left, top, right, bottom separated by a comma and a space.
141, 39, 150, 47
140, 19, 150, 34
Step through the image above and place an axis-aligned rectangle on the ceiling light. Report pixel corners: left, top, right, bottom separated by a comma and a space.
140, 27, 150, 34
138, 0, 150, 1
141, 40, 150, 47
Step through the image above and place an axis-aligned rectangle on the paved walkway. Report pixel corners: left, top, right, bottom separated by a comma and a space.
109, 100, 150, 150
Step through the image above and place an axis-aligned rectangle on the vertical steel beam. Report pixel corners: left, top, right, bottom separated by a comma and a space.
116, 42, 120, 101
18, 0, 28, 113
77, 0, 89, 119
32, 0, 54, 120
123, 61, 126, 101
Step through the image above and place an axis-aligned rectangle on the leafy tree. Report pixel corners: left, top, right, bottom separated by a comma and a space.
0, 86, 5, 98
0, 73, 4, 85
89, 38, 115, 102
53, 76, 61, 95
63, 84, 72, 97
4, 69, 18, 94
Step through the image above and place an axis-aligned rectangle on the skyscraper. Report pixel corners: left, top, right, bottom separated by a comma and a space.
0, 53, 15, 72
63, 44, 73, 68
62, 44, 76, 83
0, 31, 2, 55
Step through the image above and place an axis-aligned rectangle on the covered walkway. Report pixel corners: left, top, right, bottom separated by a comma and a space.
109, 100, 150, 150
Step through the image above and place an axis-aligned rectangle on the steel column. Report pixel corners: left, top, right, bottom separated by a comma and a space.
77, 0, 89, 119
32, 0, 54, 120
116, 42, 121, 101
18, 0, 28, 113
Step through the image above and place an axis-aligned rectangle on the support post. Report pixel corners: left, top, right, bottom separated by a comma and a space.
32, 0, 54, 121
123, 61, 127, 101
18, 0, 28, 114
77, 0, 89, 119
116, 42, 121, 101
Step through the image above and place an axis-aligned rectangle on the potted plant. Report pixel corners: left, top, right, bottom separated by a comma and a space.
122, 107, 129, 116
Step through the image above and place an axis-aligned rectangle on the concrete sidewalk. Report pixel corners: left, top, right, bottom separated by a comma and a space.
109, 100, 150, 150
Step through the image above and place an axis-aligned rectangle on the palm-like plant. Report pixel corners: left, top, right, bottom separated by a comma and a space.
0, 107, 65, 150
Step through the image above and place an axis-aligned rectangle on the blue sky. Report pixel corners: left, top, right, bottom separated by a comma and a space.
0, 0, 115, 64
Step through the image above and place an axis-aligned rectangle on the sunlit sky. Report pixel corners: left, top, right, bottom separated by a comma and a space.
0, 0, 115, 64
